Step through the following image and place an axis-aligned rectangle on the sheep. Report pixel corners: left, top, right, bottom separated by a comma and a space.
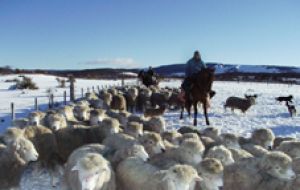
103, 132, 165, 157
161, 130, 182, 146
150, 91, 171, 108
58, 105, 77, 122
2, 127, 24, 144
0, 137, 39, 189
224, 95, 256, 113
292, 157, 300, 174
201, 127, 220, 141
99, 117, 120, 134
181, 132, 200, 143
63, 151, 116, 190
241, 144, 269, 157
228, 148, 253, 162
124, 87, 138, 112
106, 109, 131, 126
89, 109, 106, 126
127, 114, 144, 124
223, 151, 296, 190
110, 94, 127, 111
143, 116, 166, 133
99, 91, 113, 109
205, 145, 234, 166
117, 157, 201, 190
195, 158, 224, 190
136, 88, 152, 112
28, 111, 46, 126
251, 128, 275, 149
73, 104, 90, 121
274, 136, 296, 149
23, 125, 64, 186
150, 138, 205, 169
12, 118, 29, 129
219, 133, 240, 149
55, 124, 120, 162
123, 122, 143, 138
167, 90, 183, 110
45, 112, 68, 131
277, 141, 300, 159
144, 104, 167, 118
90, 98, 105, 109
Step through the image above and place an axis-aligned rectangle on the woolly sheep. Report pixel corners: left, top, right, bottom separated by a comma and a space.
106, 109, 130, 126
224, 151, 296, 190
136, 88, 152, 112
205, 145, 234, 166
117, 157, 201, 190
195, 158, 224, 190
201, 127, 220, 141
55, 124, 119, 162
219, 133, 240, 149
73, 104, 90, 121
28, 111, 46, 126
124, 87, 138, 112
12, 118, 29, 129
110, 94, 126, 111
277, 141, 300, 159
143, 116, 166, 133
241, 144, 269, 157
63, 151, 116, 190
228, 148, 253, 162
161, 130, 182, 146
274, 136, 296, 149
181, 132, 200, 143
89, 109, 106, 126
144, 104, 167, 118
45, 112, 68, 131
0, 137, 39, 189
58, 105, 77, 122
150, 91, 171, 108
251, 128, 275, 149
123, 122, 143, 138
127, 114, 144, 124
224, 96, 256, 113
150, 138, 205, 169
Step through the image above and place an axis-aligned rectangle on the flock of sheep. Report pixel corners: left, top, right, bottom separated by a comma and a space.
0, 84, 299, 190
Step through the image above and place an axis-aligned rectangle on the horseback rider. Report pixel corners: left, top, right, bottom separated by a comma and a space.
181, 50, 207, 93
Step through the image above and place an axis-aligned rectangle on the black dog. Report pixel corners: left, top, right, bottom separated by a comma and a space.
275, 95, 293, 103
286, 102, 297, 117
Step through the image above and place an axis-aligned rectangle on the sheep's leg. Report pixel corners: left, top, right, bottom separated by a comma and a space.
203, 103, 210, 126
193, 102, 197, 126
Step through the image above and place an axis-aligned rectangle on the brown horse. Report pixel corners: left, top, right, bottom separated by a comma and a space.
180, 67, 215, 126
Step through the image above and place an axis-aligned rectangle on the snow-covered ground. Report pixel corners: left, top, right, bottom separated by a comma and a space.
0, 74, 300, 189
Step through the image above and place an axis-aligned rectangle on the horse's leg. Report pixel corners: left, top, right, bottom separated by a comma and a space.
193, 102, 197, 126
180, 105, 184, 120
203, 102, 210, 126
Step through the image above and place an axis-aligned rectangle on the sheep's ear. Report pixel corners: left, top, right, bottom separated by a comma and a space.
72, 164, 80, 171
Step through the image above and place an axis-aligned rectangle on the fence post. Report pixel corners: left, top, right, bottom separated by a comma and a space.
87, 87, 90, 93
64, 91, 67, 105
11, 102, 15, 122
69, 75, 75, 102
34, 97, 38, 111
92, 86, 95, 92
97, 85, 100, 94
81, 88, 84, 98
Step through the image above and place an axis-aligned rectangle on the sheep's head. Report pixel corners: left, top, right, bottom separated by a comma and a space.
206, 145, 234, 166
139, 132, 165, 156
47, 114, 65, 131
89, 109, 105, 126
162, 164, 202, 190
180, 139, 205, 165
72, 153, 111, 190
124, 122, 143, 138
220, 133, 240, 149
120, 144, 149, 161
28, 112, 42, 126
101, 118, 120, 135
11, 137, 39, 164
74, 105, 90, 121
202, 127, 220, 141
196, 158, 224, 190
260, 151, 295, 180
251, 128, 275, 150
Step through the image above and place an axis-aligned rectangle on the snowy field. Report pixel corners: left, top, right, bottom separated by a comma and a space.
0, 74, 300, 189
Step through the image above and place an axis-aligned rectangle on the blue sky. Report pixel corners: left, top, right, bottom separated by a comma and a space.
0, 0, 299, 69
